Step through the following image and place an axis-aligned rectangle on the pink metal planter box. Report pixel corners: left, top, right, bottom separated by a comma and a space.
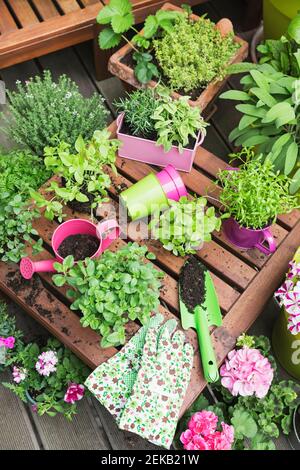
116, 113, 205, 173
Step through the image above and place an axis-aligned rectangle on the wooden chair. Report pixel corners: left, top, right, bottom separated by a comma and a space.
0, 1, 206, 78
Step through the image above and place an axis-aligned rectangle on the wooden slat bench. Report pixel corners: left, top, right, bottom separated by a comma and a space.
0, 0, 206, 72
0, 121, 299, 417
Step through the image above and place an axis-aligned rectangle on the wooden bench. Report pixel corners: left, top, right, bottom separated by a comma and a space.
0, 120, 299, 417
0, 1, 205, 74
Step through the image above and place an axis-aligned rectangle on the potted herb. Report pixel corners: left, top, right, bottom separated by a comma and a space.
97, 1, 248, 110
0, 149, 51, 263
0, 301, 23, 372
52, 243, 163, 347
175, 334, 300, 450
2, 338, 90, 421
273, 247, 300, 381
115, 87, 208, 172
31, 130, 120, 221
149, 196, 222, 257
218, 148, 299, 254
2, 70, 109, 156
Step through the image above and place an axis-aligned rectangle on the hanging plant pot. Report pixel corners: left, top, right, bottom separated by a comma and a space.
222, 217, 277, 255
116, 113, 205, 172
108, 3, 248, 111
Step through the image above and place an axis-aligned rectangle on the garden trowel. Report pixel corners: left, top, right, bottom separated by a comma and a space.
179, 258, 222, 383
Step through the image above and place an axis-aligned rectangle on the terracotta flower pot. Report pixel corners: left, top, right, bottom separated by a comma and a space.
108, 3, 249, 110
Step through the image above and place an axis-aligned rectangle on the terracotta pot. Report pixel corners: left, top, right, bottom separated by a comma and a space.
108, 3, 249, 110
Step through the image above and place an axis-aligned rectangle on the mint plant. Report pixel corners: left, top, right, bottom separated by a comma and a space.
2, 338, 90, 421
218, 148, 299, 229
149, 196, 221, 257
52, 243, 163, 347
97, 0, 182, 83
2, 70, 109, 156
0, 149, 50, 262
31, 130, 120, 221
153, 12, 239, 92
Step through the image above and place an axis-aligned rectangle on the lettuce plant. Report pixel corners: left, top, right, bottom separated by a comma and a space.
218, 148, 299, 229
2, 70, 109, 156
31, 130, 120, 221
153, 12, 239, 92
52, 243, 163, 348
150, 196, 221, 257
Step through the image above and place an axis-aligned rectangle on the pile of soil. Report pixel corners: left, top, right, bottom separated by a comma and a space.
179, 257, 207, 312
57, 234, 100, 261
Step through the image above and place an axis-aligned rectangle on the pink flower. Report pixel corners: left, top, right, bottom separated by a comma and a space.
275, 280, 294, 305
180, 411, 234, 451
282, 291, 300, 316
220, 348, 273, 399
188, 410, 218, 436
0, 336, 15, 349
287, 261, 300, 279
12, 366, 27, 383
35, 350, 58, 376
288, 314, 300, 335
31, 404, 38, 413
64, 383, 85, 404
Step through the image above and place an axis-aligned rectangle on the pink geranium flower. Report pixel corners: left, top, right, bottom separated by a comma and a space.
64, 383, 85, 404
180, 411, 234, 451
220, 348, 273, 399
0, 336, 15, 349
35, 350, 58, 376
12, 366, 27, 383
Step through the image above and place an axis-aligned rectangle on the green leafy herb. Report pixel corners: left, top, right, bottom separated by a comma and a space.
0, 301, 24, 372
2, 70, 109, 156
150, 196, 222, 257
218, 147, 299, 229
52, 243, 163, 347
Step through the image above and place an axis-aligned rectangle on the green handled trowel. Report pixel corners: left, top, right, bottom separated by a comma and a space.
179, 258, 222, 383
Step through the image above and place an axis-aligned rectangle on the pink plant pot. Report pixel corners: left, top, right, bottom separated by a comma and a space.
20, 219, 119, 279
223, 217, 276, 255
116, 113, 205, 173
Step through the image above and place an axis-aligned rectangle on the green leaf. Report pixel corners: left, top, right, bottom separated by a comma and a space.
271, 133, 291, 154
242, 134, 269, 146
238, 114, 258, 131
97, 5, 116, 24
52, 275, 66, 287
98, 27, 122, 49
143, 15, 158, 38
236, 104, 265, 118
75, 135, 85, 153
231, 409, 258, 439
262, 102, 295, 124
75, 192, 89, 203
111, 12, 134, 33
250, 87, 276, 107
220, 90, 250, 101
110, 0, 132, 15
288, 13, 300, 44
250, 69, 270, 90
226, 62, 257, 74
290, 168, 300, 195
285, 141, 298, 175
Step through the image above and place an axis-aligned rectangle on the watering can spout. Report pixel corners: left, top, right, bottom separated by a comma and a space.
20, 257, 56, 280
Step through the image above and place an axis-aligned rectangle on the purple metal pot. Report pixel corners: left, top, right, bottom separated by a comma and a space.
223, 217, 276, 255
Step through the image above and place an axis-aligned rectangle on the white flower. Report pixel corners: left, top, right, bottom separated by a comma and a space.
12, 366, 27, 383
35, 350, 58, 377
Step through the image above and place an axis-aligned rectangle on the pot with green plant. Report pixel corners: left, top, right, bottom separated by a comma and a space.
2, 338, 90, 421
52, 243, 163, 348
149, 196, 222, 257
31, 129, 120, 221
115, 86, 208, 172
218, 148, 299, 255
98, 1, 248, 110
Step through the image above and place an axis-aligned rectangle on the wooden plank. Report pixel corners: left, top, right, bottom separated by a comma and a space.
8, 0, 40, 28
0, 371, 40, 450
31, 0, 60, 20
0, 0, 18, 34
56, 0, 82, 14
81, 0, 100, 5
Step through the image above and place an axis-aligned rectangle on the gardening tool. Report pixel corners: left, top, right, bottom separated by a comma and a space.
120, 164, 188, 221
223, 217, 276, 255
20, 218, 119, 280
179, 260, 222, 383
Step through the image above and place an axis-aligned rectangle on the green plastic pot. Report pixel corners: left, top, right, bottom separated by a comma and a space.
272, 247, 300, 381
263, 0, 299, 39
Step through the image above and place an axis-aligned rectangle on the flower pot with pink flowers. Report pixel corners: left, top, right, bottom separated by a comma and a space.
218, 148, 299, 255
115, 86, 208, 172
175, 333, 300, 451
2, 338, 90, 421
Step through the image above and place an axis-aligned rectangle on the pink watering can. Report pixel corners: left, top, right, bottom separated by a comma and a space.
20, 218, 119, 280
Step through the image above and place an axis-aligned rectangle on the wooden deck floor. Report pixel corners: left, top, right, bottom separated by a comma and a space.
0, 0, 293, 450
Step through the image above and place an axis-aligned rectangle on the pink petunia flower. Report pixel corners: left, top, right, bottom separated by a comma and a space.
64, 383, 85, 404
0, 336, 15, 349
275, 280, 294, 305
35, 350, 58, 377
282, 291, 300, 316
288, 314, 300, 335
287, 261, 300, 279
220, 348, 273, 399
12, 366, 27, 383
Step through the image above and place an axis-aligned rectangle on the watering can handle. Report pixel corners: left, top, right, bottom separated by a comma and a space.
96, 219, 120, 253
195, 130, 205, 148
255, 229, 276, 255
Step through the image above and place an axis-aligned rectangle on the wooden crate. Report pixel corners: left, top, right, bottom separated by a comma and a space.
0, 120, 299, 416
